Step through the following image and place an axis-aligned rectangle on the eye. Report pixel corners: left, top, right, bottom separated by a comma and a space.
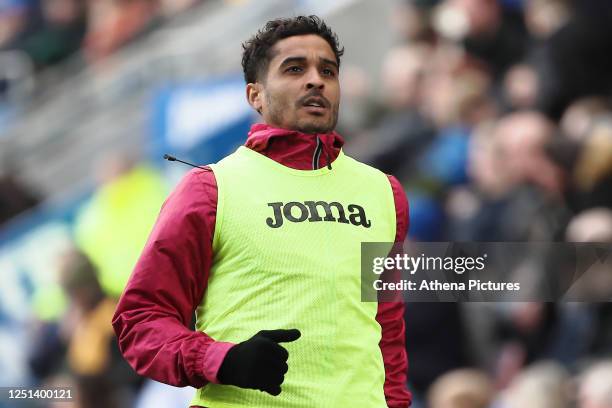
322, 68, 336, 77
286, 66, 303, 73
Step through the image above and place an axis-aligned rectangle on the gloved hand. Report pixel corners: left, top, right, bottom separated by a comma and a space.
217, 329, 301, 396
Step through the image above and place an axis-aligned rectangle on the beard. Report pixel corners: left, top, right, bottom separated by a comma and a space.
294, 121, 334, 134
265, 91, 339, 134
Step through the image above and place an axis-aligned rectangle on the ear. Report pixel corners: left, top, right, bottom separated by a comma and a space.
246, 83, 263, 115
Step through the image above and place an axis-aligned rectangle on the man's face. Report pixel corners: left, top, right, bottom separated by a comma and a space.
247, 34, 341, 134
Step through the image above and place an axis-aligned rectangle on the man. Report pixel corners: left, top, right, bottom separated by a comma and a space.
112, 15, 412, 408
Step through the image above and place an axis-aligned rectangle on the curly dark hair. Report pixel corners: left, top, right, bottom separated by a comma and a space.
241, 15, 344, 84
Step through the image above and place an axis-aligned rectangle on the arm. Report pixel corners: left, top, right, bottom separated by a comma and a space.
112, 168, 234, 387
377, 175, 412, 407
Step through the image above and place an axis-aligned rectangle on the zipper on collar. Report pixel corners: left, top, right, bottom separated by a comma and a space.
312, 136, 323, 170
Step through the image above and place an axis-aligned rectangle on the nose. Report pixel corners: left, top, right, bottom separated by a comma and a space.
305, 69, 324, 90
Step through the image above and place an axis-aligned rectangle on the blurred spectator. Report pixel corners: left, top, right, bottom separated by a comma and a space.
566, 210, 612, 357
414, 54, 494, 188
74, 153, 167, 298
579, 360, 612, 408
19, 0, 87, 69
58, 248, 142, 408
566, 208, 612, 243
493, 303, 560, 384
351, 43, 435, 176
383, 44, 431, 114
560, 97, 610, 144
493, 111, 562, 196
501, 63, 539, 111
421, 47, 492, 127
405, 304, 474, 398
450, 111, 569, 241
570, 119, 612, 211
497, 361, 572, 408
533, 1, 612, 118
390, 0, 438, 43
83, 0, 160, 62
524, 0, 570, 40
427, 368, 494, 408
564, 208, 612, 302
433, 0, 529, 80
27, 247, 143, 407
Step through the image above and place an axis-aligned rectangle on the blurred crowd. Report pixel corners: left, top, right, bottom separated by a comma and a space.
339, 0, 612, 407
0, 0, 204, 112
0, 0, 205, 64
22, 154, 170, 408
2, 0, 612, 407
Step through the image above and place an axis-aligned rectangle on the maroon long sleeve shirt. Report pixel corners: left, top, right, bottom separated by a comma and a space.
112, 124, 412, 407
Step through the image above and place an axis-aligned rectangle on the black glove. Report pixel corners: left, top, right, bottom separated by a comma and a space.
217, 329, 301, 396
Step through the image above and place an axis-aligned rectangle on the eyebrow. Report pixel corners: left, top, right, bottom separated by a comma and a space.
320, 58, 339, 70
279, 56, 339, 71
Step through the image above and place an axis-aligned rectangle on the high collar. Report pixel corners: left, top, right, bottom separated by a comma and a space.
244, 123, 344, 171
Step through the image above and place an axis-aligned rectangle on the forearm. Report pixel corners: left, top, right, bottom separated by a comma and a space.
112, 168, 229, 387
113, 305, 233, 387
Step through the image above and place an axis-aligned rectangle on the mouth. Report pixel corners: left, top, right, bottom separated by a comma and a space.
301, 97, 329, 115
